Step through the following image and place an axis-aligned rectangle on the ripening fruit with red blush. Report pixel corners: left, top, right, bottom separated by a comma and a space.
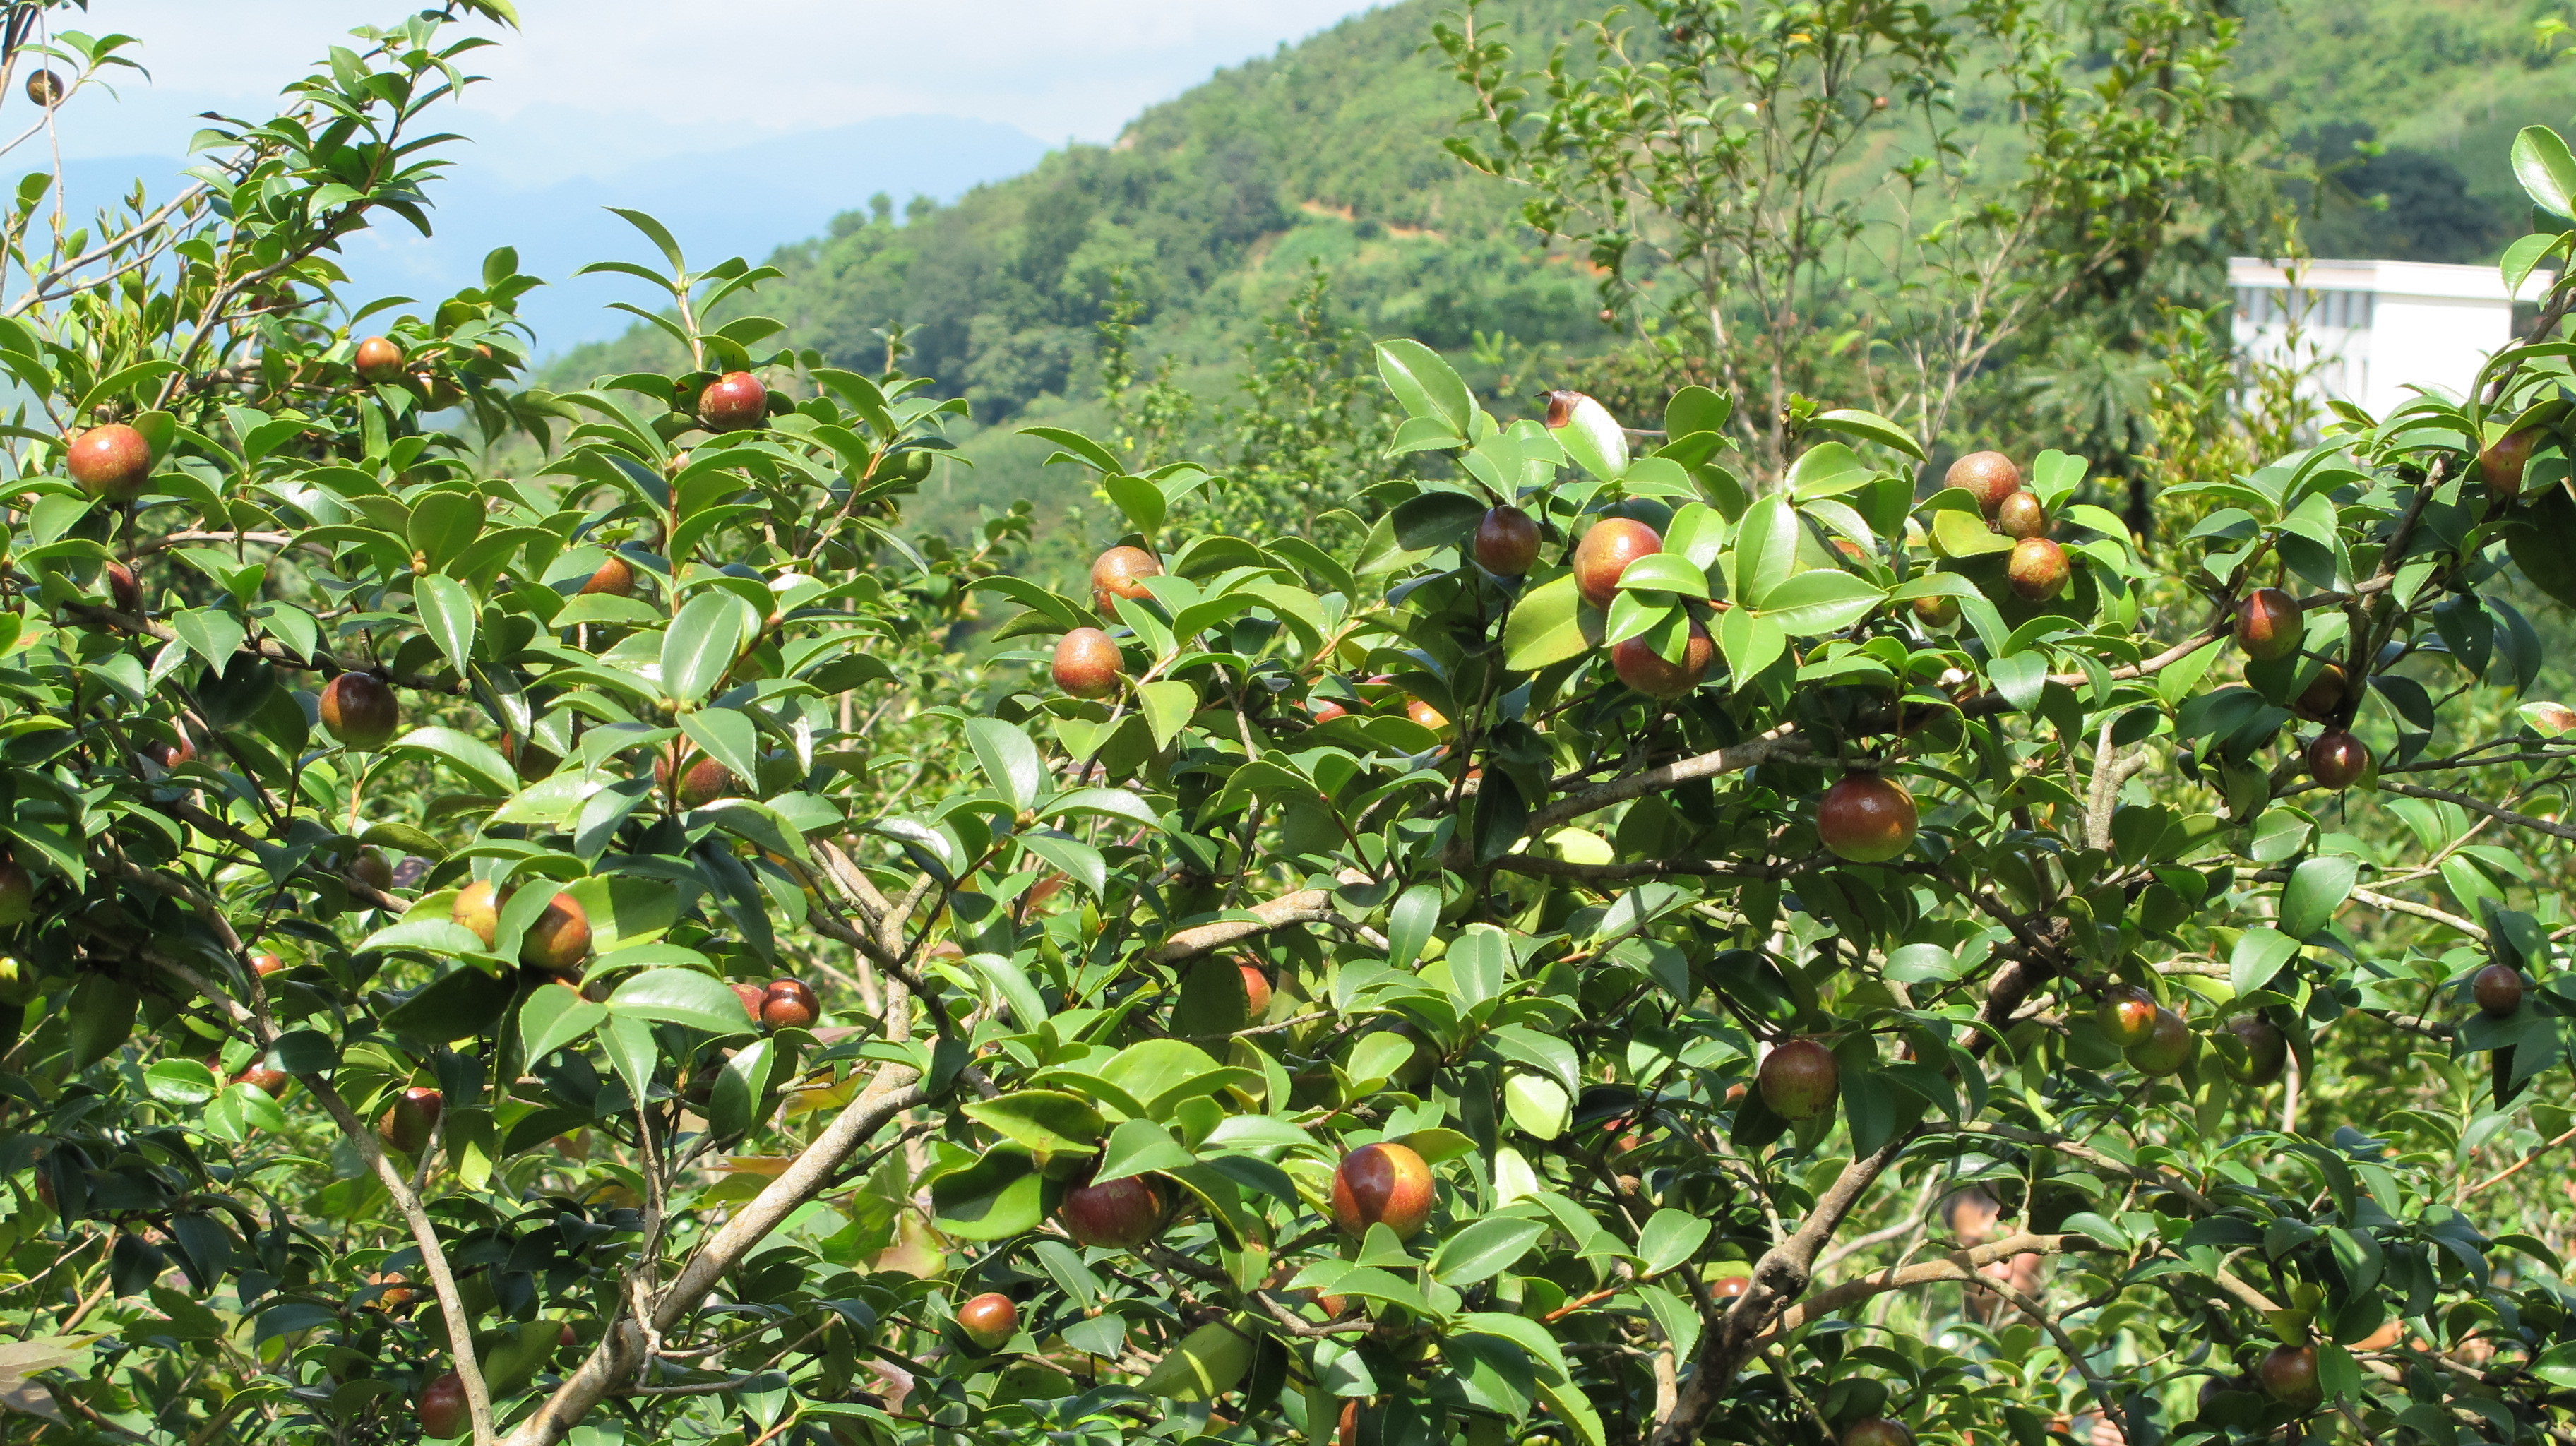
654, 744, 734, 807
1309, 697, 1348, 724
1090, 546, 1162, 612
580, 555, 636, 597
1057, 1171, 1165, 1249
1330, 1142, 1435, 1240
2474, 963, 2526, 1018
2260, 1344, 2322, 1411
1474, 505, 1543, 576
417, 1370, 468, 1438
1996, 491, 2046, 540
319, 673, 400, 751
67, 424, 153, 502
762, 978, 819, 1030
1912, 593, 1959, 628
521, 893, 591, 975
958, 1291, 1019, 1349
1572, 517, 1662, 607
1406, 698, 1449, 732
1240, 964, 1272, 1016
1816, 774, 1917, 863
2095, 985, 2157, 1048
1758, 1038, 1839, 1120
1053, 627, 1123, 699
2124, 1008, 2193, 1076
2233, 587, 2303, 662
1611, 618, 1714, 698
102, 560, 138, 611
2307, 729, 2368, 790
2219, 1014, 2286, 1085
2006, 537, 2069, 600
353, 335, 406, 383
2479, 429, 2539, 506
2291, 664, 2347, 722
378, 1086, 443, 1154
1946, 451, 2022, 515
1845, 1418, 1914, 1446
696, 371, 768, 431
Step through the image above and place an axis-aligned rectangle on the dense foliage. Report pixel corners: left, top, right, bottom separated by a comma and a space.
14, 6, 2576, 1446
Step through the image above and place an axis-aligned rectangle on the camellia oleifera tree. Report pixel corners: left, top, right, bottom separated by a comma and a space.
18, 5, 2576, 1446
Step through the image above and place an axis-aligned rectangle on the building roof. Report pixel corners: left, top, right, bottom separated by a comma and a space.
2226, 257, 2536, 303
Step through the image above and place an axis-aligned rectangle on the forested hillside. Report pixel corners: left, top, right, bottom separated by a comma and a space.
542, 0, 2572, 546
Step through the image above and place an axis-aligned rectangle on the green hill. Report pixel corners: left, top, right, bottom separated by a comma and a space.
542, 0, 2575, 546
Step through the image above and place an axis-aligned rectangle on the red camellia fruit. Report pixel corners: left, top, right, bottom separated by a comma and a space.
957, 1291, 1019, 1349
1330, 1142, 1436, 1240
762, 978, 819, 1030
2474, 963, 2527, 1018
579, 554, 637, 597
654, 745, 734, 808
1473, 505, 1543, 577
1057, 1171, 1165, 1249
2007, 537, 2069, 600
378, 1086, 443, 1154
320, 673, 400, 751
2234, 587, 2303, 662
1053, 627, 1124, 699
1946, 451, 2022, 515
0, 861, 30, 927
2094, 985, 2158, 1048
1816, 774, 1917, 863
1912, 594, 1960, 628
2479, 428, 2540, 506
1239, 964, 1272, 1016
1309, 697, 1349, 724
1573, 518, 1662, 608
1406, 698, 1449, 732
2307, 729, 2369, 790
2125, 1007, 2193, 1076
67, 423, 153, 502
696, 370, 768, 431
2220, 1014, 2286, 1085
353, 335, 406, 383
1996, 491, 2046, 540
416, 1369, 468, 1438
2259, 1343, 2322, 1411
1712, 1273, 1748, 1299
1090, 546, 1162, 613
252, 952, 285, 977
1758, 1038, 1839, 1120
1612, 618, 1715, 698
1846, 1418, 1914, 1446
521, 893, 591, 976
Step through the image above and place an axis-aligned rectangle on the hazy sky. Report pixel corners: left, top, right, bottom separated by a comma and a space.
38, 0, 1390, 181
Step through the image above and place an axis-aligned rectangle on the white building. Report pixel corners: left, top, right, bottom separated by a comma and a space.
2227, 257, 2535, 420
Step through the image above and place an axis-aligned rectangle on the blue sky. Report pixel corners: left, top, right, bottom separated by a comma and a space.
31, 1, 1392, 346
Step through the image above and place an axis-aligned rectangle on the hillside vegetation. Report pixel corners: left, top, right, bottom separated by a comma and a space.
542, 0, 2575, 551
